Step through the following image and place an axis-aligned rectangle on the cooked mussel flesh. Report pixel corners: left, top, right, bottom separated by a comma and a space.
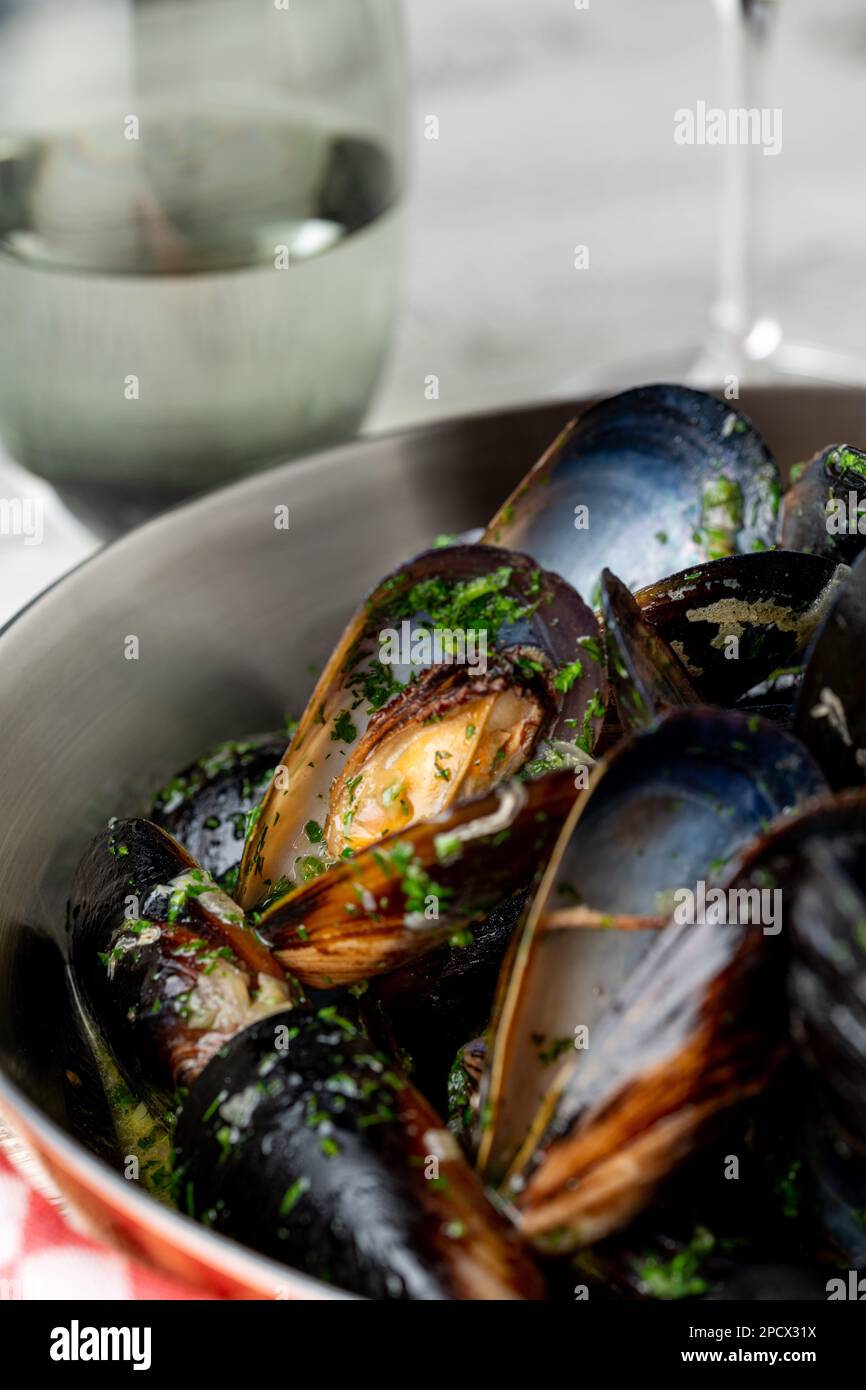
237, 545, 605, 907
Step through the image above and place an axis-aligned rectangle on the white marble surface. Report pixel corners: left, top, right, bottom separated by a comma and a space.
3, 0, 866, 624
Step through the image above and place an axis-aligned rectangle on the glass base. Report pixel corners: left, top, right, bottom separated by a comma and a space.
689, 319, 866, 390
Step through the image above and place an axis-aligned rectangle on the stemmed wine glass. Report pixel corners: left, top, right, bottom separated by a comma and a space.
690, 0, 866, 386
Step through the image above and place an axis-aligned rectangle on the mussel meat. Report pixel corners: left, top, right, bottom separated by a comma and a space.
237, 545, 606, 908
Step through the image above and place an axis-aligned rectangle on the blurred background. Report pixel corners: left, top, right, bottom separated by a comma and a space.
1, 0, 866, 620
375, 0, 866, 426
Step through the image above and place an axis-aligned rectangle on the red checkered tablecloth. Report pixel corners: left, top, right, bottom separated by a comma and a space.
0, 1132, 212, 1300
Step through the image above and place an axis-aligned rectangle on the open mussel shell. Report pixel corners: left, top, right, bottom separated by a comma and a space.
754, 1067, 866, 1273
635, 551, 844, 705
237, 544, 605, 909
794, 549, 866, 790
68, 818, 298, 1095
483, 384, 779, 603
600, 568, 698, 732
254, 771, 579, 989
175, 1009, 545, 1300
151, 733, 287, 890
475, 708, 826, 1235
781, 444, 866, 565
504, 910, 784, 1254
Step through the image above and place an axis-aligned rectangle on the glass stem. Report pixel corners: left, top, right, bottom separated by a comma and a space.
710, 0, 779, 359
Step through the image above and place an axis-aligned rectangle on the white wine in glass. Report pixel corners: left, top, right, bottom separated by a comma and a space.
0, 0, 407, 531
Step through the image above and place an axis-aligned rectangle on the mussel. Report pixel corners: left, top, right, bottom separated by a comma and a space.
475, 708, 826, 1249
634, 551, 844, 705
252, 771, 578, 987
174, 1009, 545, 1300
799, 1116, 866, 1271
564, 1125, 829, 1301
363, 893, 525, 1110
68, 817, 299, 1096
236, 545, 606, 908
484, 384, 779, 602
781, 444, 866, 564
768, 794, 866, 1147
63, 380, 866, 1299
151, 733, 287, 890
715, 794, 866, 1269
69, 818, 547, 1299
600, 568, 698, 732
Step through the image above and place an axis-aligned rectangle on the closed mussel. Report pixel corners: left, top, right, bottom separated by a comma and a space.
67, 818, 298, 1095
174, 1008, 545, 1300
152, 734, 288, 890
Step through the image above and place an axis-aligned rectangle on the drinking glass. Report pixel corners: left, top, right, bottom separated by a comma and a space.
0, 0, 407, 530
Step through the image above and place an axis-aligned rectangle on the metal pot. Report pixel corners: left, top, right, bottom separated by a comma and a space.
0, 387, 863, 1298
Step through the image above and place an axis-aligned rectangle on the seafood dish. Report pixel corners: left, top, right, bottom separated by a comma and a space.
66, 384, 866, 1299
